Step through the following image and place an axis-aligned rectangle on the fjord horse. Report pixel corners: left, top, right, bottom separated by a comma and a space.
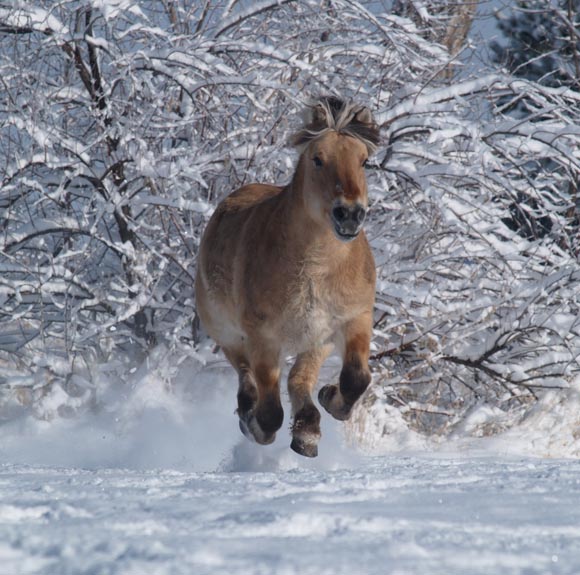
196, 97, 379, 457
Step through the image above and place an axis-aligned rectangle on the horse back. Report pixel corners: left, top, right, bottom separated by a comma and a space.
221, 183, 283, 212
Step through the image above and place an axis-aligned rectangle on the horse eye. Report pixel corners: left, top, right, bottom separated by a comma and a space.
313, 156, 323, 168
362, 159, 368, 168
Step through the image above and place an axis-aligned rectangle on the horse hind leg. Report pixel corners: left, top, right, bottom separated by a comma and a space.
288, 346, 331, 458
319, 315, 372, 421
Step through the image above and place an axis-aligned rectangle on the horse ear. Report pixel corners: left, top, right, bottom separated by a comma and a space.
311, 103, 329, 126
354, 106, 374, 126
290, 102, 330, 148
352, 106, 380, 155
290, 129, 309, 149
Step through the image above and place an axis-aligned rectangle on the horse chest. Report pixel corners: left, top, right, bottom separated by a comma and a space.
284, 275, 346, 352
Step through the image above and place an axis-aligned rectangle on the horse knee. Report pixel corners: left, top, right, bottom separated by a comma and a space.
339, 359, 371, 407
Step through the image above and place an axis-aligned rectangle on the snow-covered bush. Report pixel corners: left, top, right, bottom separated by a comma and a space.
1, 1, 580, 439
492, 0, 580, 89
368, 76, 580, 433
0, 0, 443, 416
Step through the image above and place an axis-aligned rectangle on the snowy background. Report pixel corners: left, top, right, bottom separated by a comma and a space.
2, 1, 580, 573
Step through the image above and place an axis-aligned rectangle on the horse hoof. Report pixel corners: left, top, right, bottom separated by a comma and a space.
291, 404, 321, 457
258, 432, 277, 445
239, 418, 255, 442
318, 383, 335, 403
290, 437, 318, 458
318, 384, 351, 421
238, 416, 276, 445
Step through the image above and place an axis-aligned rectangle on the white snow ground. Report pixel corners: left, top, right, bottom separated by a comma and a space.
2, 456, 580, 575
2, 354, 580, 575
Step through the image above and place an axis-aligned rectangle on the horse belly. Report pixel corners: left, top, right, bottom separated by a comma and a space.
210, 313, 246, 351
197, 279, 246, 352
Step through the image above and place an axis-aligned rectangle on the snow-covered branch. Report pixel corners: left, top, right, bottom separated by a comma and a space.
2, 0, 580, 439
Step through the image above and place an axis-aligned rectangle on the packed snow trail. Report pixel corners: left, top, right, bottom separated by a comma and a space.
1, 456, 580, 575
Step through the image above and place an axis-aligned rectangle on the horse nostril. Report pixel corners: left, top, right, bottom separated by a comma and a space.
332, 206, 348, 223
332, 205, 367, 227
353, 205, 366, 225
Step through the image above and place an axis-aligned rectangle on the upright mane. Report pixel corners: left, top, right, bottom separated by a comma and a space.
292, 96, 380, 155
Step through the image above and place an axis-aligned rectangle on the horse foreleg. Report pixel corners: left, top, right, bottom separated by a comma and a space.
223, 347, 282, 446
250, 360, 284, 444
319, 313, 372, 421
232, 346, 283, 445
288, 345, 332, 458
236, 365, 261, 442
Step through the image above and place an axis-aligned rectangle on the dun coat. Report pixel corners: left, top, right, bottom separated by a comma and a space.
196, 97, 380, 457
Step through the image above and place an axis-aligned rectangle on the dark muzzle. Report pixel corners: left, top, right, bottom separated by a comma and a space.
331, 203, 367, 241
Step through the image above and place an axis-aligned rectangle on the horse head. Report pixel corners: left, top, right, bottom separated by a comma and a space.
292, 97, 380, 242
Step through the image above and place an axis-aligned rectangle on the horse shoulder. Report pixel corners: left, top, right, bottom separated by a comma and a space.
357, 233, 377, 289
324, 233, 376, 304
